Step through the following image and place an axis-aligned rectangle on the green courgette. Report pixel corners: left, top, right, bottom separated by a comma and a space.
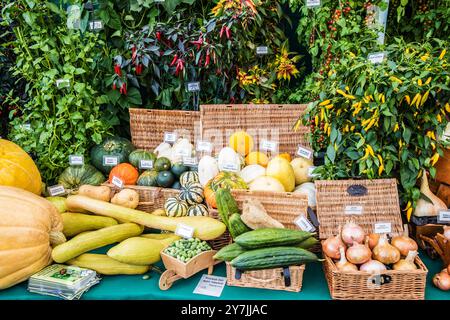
228, 213, 250, 239
297, 236, 319, 249
215, 188, 240, 228
213, 243, 246, 261
235, 228, 315, 249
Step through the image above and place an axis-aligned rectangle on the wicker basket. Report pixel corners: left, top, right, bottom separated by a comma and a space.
200, 104, 310, 156
205, 206, 233, 251
315, 179, 428, 300
226, 262, 305, 292
129, 108, 200, 150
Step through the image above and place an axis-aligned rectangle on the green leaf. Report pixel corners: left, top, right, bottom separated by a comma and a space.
403, 128, 412, 144
326, 144, 336, 163
126, 87, 142, 105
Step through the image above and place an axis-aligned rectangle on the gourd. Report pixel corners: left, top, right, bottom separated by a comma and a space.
66, 195, 227, 240
179, 182, 204, 205
171, 138, 193, 163
230, 247, 319, 270
204, 172, 248, 208
164, 197, 189, 217
228, 213, 251, 239
128, 150, 156, 170
248, 176, 285, 192
235, 228, 314, 249
107, 236, 178, 266
0, 139, 42, 195
214, 243, 247, 261
239, 165, 266, 184
229, 131, 254, 156
240, 199, 285, 230
154, 142, 172, 157
137, 170, 159, 187
90, 136, 135, 174
414, 173, 447, 217
109, 163, 139, 186
111, 189, 140, 209
179, 171, 200, 187
215, 188, 240, 228
61, 212, 118, 237
58, 164, 105, 191
290, 158, 314, 185
218, 147, 242, 172
187, 204, 209, 217
51, 223, 143, 263
266, 157, 296, 192
198, 156, 219, 186
294, 182, 317, 208
68, 254, 150, 275
78, 185, 111, 202
0, 186, 65, 289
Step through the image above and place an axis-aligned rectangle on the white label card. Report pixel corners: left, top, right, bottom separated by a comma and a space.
89, 20, 103, 30
295, 215, 316, 232
221, 163, 239, 173
48, 185, 66, 197
368, 52, 386, 64
111, 176, 124, 189
183, 157, 198, 166
306, 0, 321, 7
187, 82, 200, 92
260, 140, 278, 152
174, 148, 191, 157
139, 160, 153, 169
103, 156, 118, 166
164, 132, 177, 143
374, 222, 392, 234
438, 210, 450, 223
193, 275, 227, 297
69, 155, 84, 166
256, 46, 269, 55
196, 141, 213, 153
175, 223, 195, 239
345, 205, 363, 215
297, 146, 313, 159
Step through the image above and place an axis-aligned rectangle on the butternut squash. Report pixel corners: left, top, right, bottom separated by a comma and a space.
52, 223, 143, 263
111, 188, 139, 209
68, 253, 150, 275
61, 212, 118, 237
78, 185, 111, 202
66, 195, 226, 240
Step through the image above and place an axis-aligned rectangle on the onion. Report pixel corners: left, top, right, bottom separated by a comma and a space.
444, 226, 450, 241
372, 234, 401, 265
433, 272, 450, 291
342, 220, 365, 245
346, 241, 371, 265
360, 259, 387, 273
322, 226, 345, 259
391, 224, 418, 256
367, 233, 380, 250
393, 250, 418, 271
336, 247, 358, 272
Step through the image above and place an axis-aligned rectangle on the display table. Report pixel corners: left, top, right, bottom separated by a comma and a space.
0, 250, 448, 300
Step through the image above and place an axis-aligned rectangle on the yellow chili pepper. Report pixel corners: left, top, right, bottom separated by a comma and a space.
405, 95, 411, 105
420, 54, 429, 61
420, 90, 429, 106
404, 201, 412, 211
346, 94, 356, 100
344, 125, 349, 133
407, 207, 413, 222
411, 93, 420, 106
425, 77, 432, 85
431, 153, 440, 166
439, 49, 447, 60
390, 76, 403, 84
381, 94, 385, 103
431, 142, 436, 150
336, 89, 346, 96
378, 164, 384, 176
377, 154, 383, 166
345, 86, 350, 91
320, 108, 325, 121
325, 104, 334, 110
319, 100, 331, 106
445, 103, 450, 113
350, 125, 355, 131
418, 79, 423, 86
437, 114, 443, 123
365, 119, 377, 131
394, 123, 399, 132
361, 148, 370, 161
327, 126, 331, 136
314, 115, 319, 126
363, 97, 370, 104
361, 118, 372, 127
399, 140, 404, 148
337, 109, 342, 116
324, 122, 329, 133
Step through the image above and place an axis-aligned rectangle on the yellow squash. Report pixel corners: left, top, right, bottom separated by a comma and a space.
68, 253, 150, 275
266, 157, 296, 192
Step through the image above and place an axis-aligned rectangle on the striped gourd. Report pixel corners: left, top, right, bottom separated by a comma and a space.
179, 171, 199, 187
179, 182, 204, 205
187, 204, 209, 217
164, 197, 188, 217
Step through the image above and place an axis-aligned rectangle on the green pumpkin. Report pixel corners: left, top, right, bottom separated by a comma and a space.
129, 150, 156, 170
171, 181, 182, 190
90, 136, 135, 174
164, 197, 189, 217
179, 182, 204, 205
58, 164, 105, 191
157, 171, 175, 188
137, 170, 159, 187
187, 204, 209, 217
171, 163, 189, 178
179, 171, 199, 187
154, 157, 171, 172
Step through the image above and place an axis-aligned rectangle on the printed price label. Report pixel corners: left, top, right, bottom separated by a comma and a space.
297, 146, 313, 159
183, 157, 198, 166
295, 215, 316, 232
48, 185, 66, 197
164, 132, 178, 143
260, 140, 278, 152
103, 156, 118, 166
221, 162, 239, 173
256, 46, 269, 55
368, 52, 386, 64
69, 155, 84, 166
174, 148, 191, 157
89, 20, 103, 30
187, 82, 201, 92
111, 176, 124, 189
196, 141, 213, 153
374, 222, 392, 234
175, 223, 195, 239
438, 210, 450, 223
139, 160, 153, 170
307, 166, 319, 178
345, 205, 363, 215
56, 79, 70, 88
193, 275, 227, 298
306, 0, 321, 7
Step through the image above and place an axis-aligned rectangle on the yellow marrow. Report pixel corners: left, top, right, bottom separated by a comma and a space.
61, 212, 118, 237
68, 253, 149, 275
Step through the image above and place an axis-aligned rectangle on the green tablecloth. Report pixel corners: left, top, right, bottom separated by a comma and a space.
0, 248, 448, 300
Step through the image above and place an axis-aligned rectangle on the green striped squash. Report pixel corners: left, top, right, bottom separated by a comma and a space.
187, 204, 209, 217
179, 171, 199, 187
164, 197, 189, 217
179, 182, 204, 205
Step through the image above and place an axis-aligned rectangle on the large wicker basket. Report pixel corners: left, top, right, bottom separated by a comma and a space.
200, 104, 310, 156
315, 179, 428, 300
129, 108, 200, 151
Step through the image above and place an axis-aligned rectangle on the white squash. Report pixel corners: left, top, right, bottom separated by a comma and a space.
218, 147, 241, 172
249, 176, 285, 192
291, 157, 314, 185
154, 142, 171, 156
198, 156, 219, 186
240, 165, 266, 184
294, 182, 317, 208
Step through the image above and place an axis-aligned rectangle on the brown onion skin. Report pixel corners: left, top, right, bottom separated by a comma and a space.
433, 272, 450, 291
342, 221, 365, 245
391, 236, 418, 257
346, 243, 371, 265
360, 260, 387, 273
367, 234, 380, 250
322, 236, 345, 260
372, 236, 401, 265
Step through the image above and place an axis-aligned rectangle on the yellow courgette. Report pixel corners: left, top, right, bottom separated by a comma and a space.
68, 253, 150, 275
107, 237, 166, 266
61, 212, 118, 237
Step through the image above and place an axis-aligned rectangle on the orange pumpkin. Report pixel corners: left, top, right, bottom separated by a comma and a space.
108, 163, 139, 185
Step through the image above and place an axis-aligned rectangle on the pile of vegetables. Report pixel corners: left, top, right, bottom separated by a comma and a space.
322, 221, 420, 273
163, 238, 212, 264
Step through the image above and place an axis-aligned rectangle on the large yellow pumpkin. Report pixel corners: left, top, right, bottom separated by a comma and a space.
0, 186, 65, 290
0, 139, 42, 195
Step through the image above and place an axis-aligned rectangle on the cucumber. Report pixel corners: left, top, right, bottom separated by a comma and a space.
213, 243, 246, 261
297, 236, 319, 250
235, 228, 314, 249
230, 247, 319, 270
228, 213, 250, 239
215, 188, 240, 228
